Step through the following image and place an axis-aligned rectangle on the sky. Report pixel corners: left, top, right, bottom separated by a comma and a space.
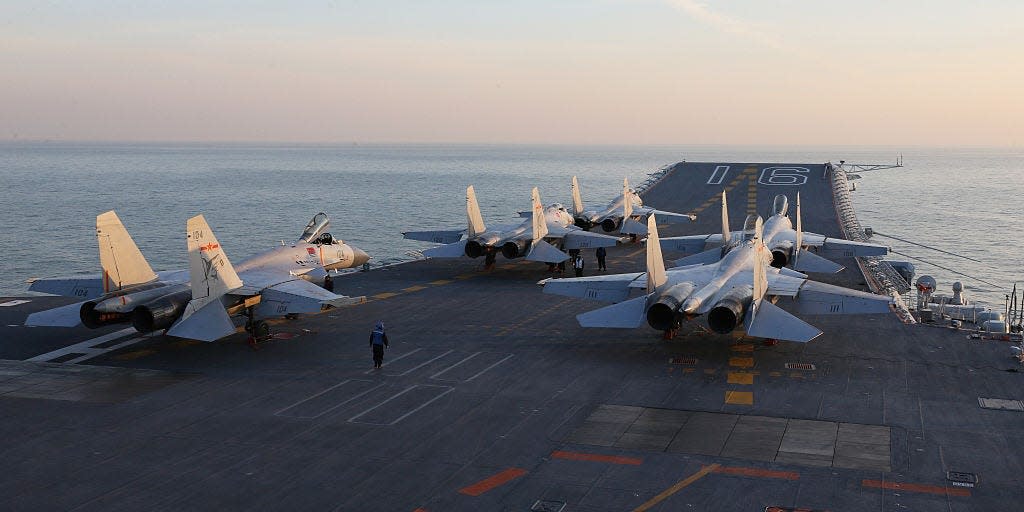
2, 1, 1022, 146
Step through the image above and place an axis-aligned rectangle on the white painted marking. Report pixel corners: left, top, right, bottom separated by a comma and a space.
758, 166, 810, 186
465, 354, 514, 382
429, 352, 480, 379
26, 327, 140, 363
274, 379, 383, 419
707, 165, 730, 185
384, 349, 453, 376
362, 347, 422, 374
0, 300, 31, 307
348, 384, 454, 425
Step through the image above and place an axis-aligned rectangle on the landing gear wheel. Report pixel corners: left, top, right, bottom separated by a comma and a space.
246, 320, 271, 349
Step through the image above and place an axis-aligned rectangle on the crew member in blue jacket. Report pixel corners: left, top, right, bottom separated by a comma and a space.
370, 320, 389, 369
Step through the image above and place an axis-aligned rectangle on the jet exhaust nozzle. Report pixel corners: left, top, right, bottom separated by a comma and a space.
600, 218, 620, 232
80, 301, 130, 329
464, 240, 485, 258
646, 282, 696, 331
770, 249, 788, 268
501, 240, 528, 259
574, 217, 593, 230
707, 287, 752, 334
131, 289, 194, 333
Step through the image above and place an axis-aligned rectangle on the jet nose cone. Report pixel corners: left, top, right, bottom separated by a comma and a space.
351, 247, 371, 267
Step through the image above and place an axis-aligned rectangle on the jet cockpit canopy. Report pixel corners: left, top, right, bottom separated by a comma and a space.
772, 195, 789, 217
300, 212, 331, 243
740, 214, 760, 243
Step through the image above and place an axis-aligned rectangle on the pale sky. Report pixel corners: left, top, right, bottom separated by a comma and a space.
2, 1, 1021, 146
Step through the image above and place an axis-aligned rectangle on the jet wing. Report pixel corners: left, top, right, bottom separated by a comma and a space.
541, 272, 645, 302
27, 277, 105, 299
800, 232, 889, 258
660, 234, 724, 254
558, 230, 622, 250
403, 229, 465, 244
790, 280, 893, 315
253, 278, 365, 318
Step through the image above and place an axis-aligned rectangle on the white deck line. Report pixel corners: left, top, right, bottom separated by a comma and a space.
26, 327, 139, 362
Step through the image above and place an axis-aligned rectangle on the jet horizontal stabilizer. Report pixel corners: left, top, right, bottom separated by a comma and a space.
792, 280, 893, 315
744, 299, 822, 343
403, 230, 464, 244
422, 240, 469, 259
672, 247, 724, 267
24, 301, 87, 327
166, 299, 235, 342
792, 250, 845, 274
561, 231, 621, 250
526, 239, 569, 263
577, 295, 648, 328
619, 218, 648, 235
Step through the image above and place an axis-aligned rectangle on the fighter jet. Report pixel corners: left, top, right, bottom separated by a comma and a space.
541, 211, 893, 342
660, 193, 889, 272
26, 211, 369, 341
403, 186, 623, 267
570, 176, 696, 235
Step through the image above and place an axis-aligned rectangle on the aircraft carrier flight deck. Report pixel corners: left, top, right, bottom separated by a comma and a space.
2, 162, 1022, 511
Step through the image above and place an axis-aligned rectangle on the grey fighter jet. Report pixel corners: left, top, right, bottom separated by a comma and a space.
570, 176, 696, 234
403, 186, 623, 267
660, 192, 889, 271
26, 211, 369, 341
541, 211, 893, 342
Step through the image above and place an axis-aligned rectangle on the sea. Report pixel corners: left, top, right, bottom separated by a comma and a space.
1, 142, 1020, 310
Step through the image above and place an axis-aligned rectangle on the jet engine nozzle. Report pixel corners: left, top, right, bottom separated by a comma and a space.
464, 240, 485, 258
131, 289, 194, 333
501, 240, 529, 259
574, 217, 593, 230
600, 218, 621, 232
80, 301, 130, 329
646, 282, 696, 331
770, 249, 789, 268
707, 287, 753, 334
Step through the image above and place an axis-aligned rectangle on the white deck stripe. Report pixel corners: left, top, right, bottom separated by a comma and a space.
386, 349, 453, 376
362, 348, 422, 374
465, 354, 514, 382
430, 352, 480, 379
26, 327, 139, 362
275, 379, 383, 419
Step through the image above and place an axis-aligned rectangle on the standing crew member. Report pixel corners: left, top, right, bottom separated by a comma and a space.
369, 321, 389, 369
595, 246, 607, 271
572, 253, 585, 277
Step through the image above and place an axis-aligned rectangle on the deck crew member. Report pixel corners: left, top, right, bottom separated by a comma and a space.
369, 320, 389, 369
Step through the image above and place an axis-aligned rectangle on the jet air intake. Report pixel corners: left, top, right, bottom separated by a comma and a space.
646, 282, 696, 331
131, 289, 194, 333
501, 240, 529, 259
707, 287, 753, 334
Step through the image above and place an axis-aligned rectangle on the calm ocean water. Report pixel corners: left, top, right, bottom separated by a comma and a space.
1, 143, 1020, 308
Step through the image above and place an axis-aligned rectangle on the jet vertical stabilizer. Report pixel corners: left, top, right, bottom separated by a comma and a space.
622, 178, 633, 219
645, 215, 667, 295
466, 185, 486, 238
793, 192, 803, 268
720, 191, 731, 249
167, 215, 243, 341
526, 187, 565, 262
96, 211, 158, 292
571, 176, 585, 217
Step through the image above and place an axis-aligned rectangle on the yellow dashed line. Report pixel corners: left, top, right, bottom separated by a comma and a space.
402, 285, 427, 293
683, 368, 695, 373
769, 371, 783, 377
727, 372, 754, 385
372, 292, 399, 300
730, 343, 754, 352
703, 368, 717, 375
114, 349, 156, 361
725, 391, 753, 405
430, 279, 453, 285
454, 274, 475, 280
728, 357, 754, 368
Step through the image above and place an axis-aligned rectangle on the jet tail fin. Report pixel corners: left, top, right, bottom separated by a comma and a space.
530, 187, 548, 242
720, 191, 731, 248
571, 176, 585, 217
167, 215, 242, 341
753, 217, 767, 301
793, 192, 803, 268
645, 215, 667, 294
622, 178, 633, 219
744, 299, 822, 343
96, 211, 158, 292
466, 186, 486, 238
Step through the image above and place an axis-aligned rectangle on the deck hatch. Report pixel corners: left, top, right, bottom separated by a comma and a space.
784, 363, 816, 371
978, 397, 1024, 411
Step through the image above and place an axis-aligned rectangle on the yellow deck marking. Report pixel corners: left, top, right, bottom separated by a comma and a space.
789, 372, 806, 379
728, 357, 754, 368
429, 279, 453, 285
402, 285, 427, 293
730, 343, 754, 352
703, 368, 717, 375
727, 372, 754, 385
114, 349, 156, 361
453, 274, 475, 280
725, 391, 754, 405
769, 371, 782, 377
683, 368, 695, 373
633, 464, 720, 512
171, 340, 199, 349
371, 292, 399, 300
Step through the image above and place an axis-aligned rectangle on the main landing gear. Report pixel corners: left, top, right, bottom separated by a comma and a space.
244, 307, 271, 350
